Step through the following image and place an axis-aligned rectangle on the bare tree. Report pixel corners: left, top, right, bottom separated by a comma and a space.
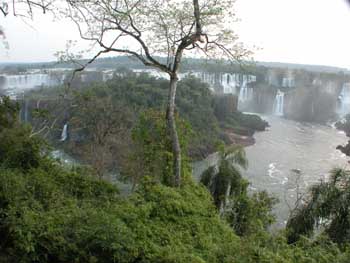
0, 0, 56, 49
2, 0, 250, 186
61, 0, 250, 186
0, 0, 54, 17
70, 93, 132, 179
284, 169, 305, 216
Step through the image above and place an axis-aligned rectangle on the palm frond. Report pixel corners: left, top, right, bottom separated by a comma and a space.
224, 145, 248, 169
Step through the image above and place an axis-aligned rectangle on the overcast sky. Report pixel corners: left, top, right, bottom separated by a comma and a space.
1, 0, 350, 69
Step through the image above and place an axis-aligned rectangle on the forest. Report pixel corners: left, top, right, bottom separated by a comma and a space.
2, 0, 350, 262
1, 71, 350, 262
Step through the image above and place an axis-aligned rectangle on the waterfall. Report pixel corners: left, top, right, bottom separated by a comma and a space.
273, 90, 285, 116
102, 71, 114, 82
338, 83, 350, 116
282, 77, 295, 88
1, 73, 63, 96
60, 123, 68, 142
221, 73, 238, 94
238, 80, 249, 102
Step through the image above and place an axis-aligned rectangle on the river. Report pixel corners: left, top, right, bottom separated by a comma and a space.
193, 115, 349, 227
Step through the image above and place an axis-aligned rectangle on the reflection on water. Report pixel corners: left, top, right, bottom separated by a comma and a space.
193, 116, 348, 227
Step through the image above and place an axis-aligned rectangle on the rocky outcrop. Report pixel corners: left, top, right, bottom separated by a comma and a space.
224, 130, 256, 147
337, 142, 350, 157
213, 94, 238, 120
336, 115, 350, 156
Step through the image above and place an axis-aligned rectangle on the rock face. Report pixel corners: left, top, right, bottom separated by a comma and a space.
336, 143, 350, 156
213, 94, 238, 120
251, 83, 276, 114
335, 116, 350, 136
4, 66, 350, 125
335, 115, 350, 156
224, 130, 256, 147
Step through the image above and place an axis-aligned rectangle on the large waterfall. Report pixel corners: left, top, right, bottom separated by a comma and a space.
238, 75, 255, 103
220, 73, 239, 94
1, 73, 61, 97
60, 123, 68, 142
273, 90, 285, 116
238, 80, 249, 102
338, 83, 350, 116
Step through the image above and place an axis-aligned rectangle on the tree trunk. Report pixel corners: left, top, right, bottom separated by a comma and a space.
166, 74, 182, 187
224, 182, 232, 208
220, 182, 231, 215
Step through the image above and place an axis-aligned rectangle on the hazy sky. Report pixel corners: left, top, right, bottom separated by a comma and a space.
1, 0, 350, 69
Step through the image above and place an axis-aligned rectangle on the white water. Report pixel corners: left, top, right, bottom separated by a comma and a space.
337, 82, 350, 116
132, 69, 257, 96
282, 77, 295, 88
193, 116, 348, 227
0, 73, 62, 97
60, 123, 68, 142
238, 80, 249, 102
273, 90, 285, 116
220, 73, 239, 94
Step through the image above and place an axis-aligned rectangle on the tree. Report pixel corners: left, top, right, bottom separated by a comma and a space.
69, 87, 132, 179
200, 144, 277, 236
130, 109, 192, 188
0, 0, 55, 49
0, 1, 53, 17
0, 96, 45, 170
200, 144, 248, 212
62, 0, 249, 186
286, 168, 350, 244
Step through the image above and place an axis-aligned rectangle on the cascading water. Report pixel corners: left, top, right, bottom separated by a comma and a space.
60, 123, 68, 142
1, 73, 62, 97
273, 90, 285, 116
237, 74, 256, 110
220, 73, 238, 94
337, 83, 350, 116
238, 76, 254, 101
102, 70, 114, 82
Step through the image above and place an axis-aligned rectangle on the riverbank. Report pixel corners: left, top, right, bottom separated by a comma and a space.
194, 115, 348, 228
224, 129, 256, 147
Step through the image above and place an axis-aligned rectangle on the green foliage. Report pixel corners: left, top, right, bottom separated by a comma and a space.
221, 111, 269, 136
0, 162, 243, 262
69, 86, 133, 178
226, 190, 277, 237
0, 96, 46, 170
201, 145, 277, 237
2, 90, 350, 262
175, 75, 222, 157
130, 109, 192, 186
200, 145, 248, 210
27, 73, 266, 161
286, 168, 350, 244
0, 96, 19, 130
237, 234, 350, 263
0, 98, 243, 262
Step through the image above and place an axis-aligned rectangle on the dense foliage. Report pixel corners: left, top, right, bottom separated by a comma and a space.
2, 88, 350, 262
26, 72, 268, 179
28, 71, 266, 158
1, 97, 242, 262
200, 145, 277, 236
286, 168, 350, 244
129, 109, 193, 187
